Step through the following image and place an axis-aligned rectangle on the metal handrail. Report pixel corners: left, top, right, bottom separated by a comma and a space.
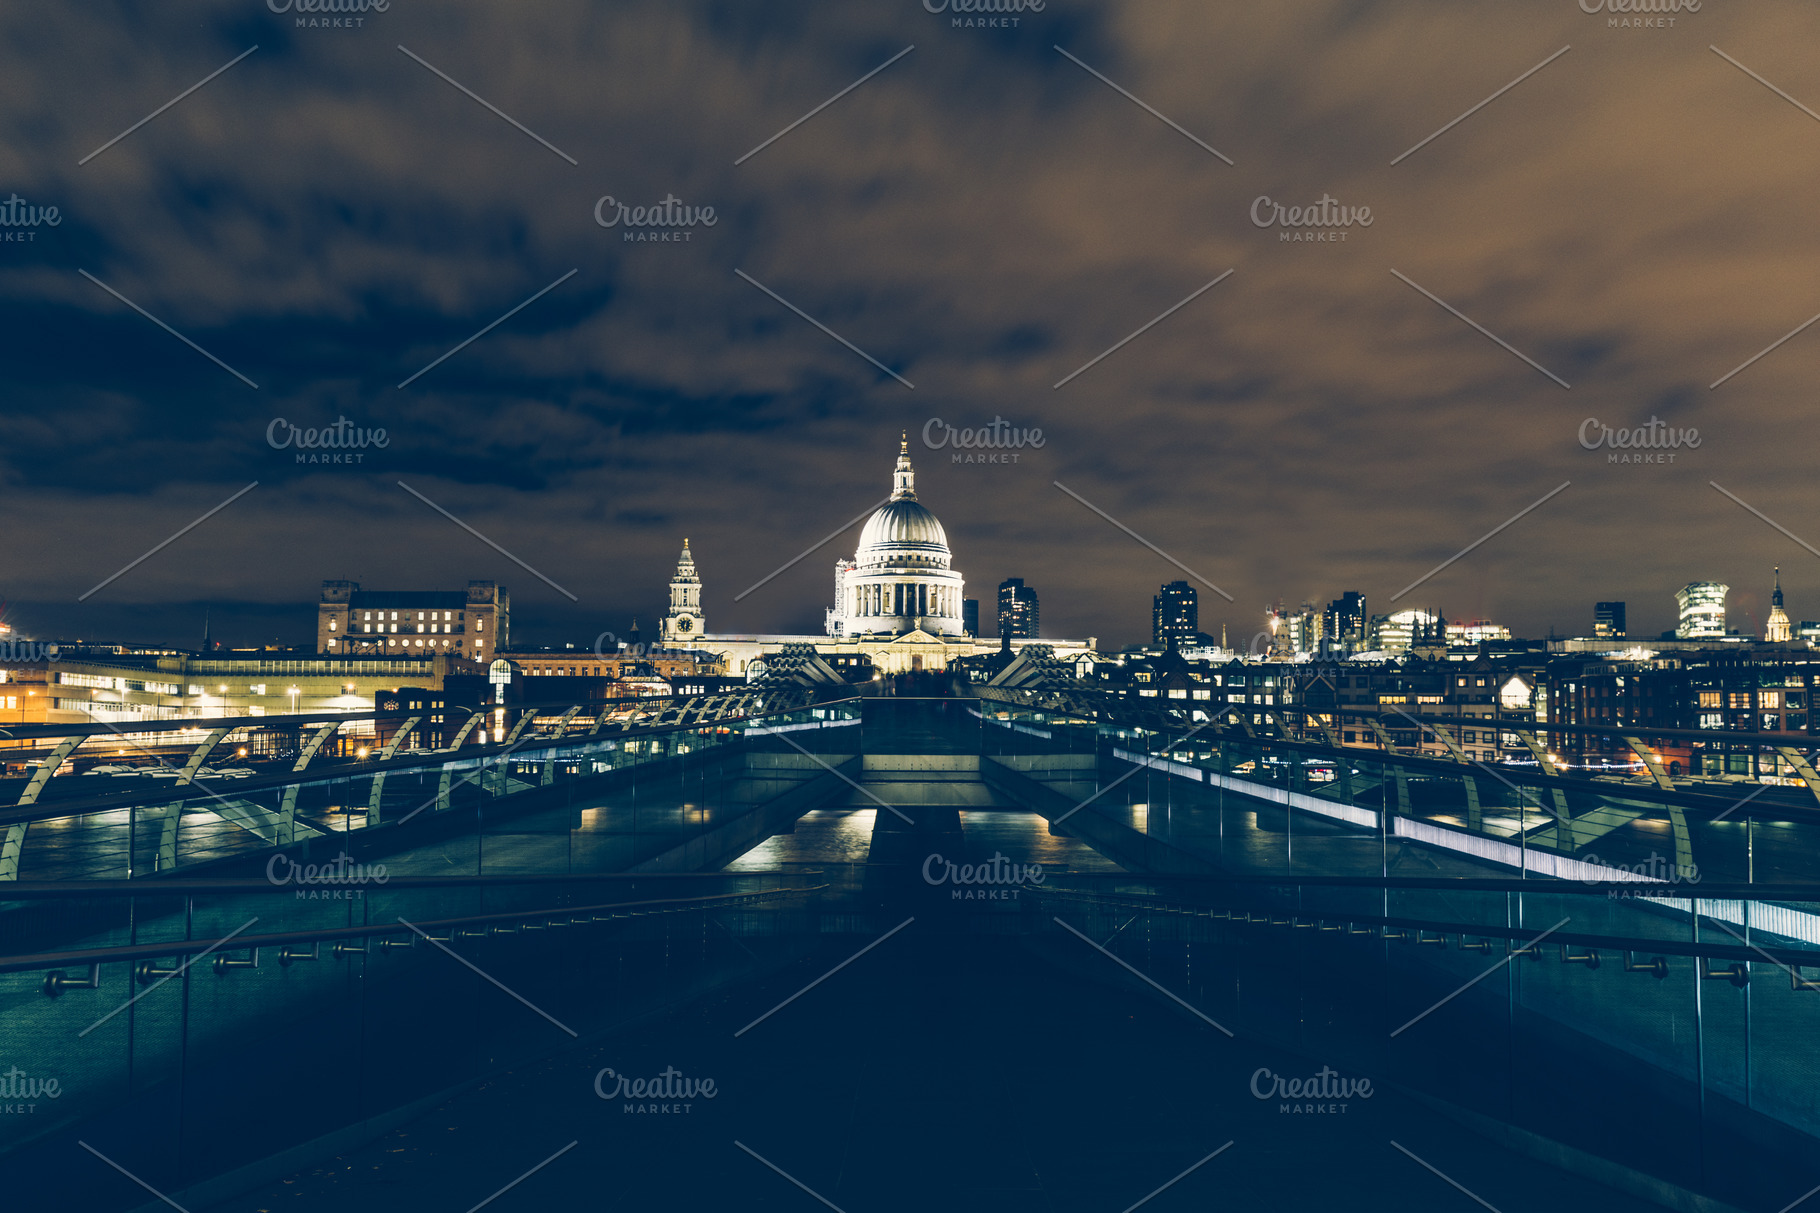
6, 883, 827, 976
0, 869, 826, 898
1035, 871, 1820, 901
980, 715, 1820, 821
1035, 886, 1820, 969
0, 695, 862, 830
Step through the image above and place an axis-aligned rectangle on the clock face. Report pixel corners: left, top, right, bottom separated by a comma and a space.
676, 616, 694, 633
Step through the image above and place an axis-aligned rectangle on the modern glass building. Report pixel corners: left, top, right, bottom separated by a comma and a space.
1676, 581, 1728, 639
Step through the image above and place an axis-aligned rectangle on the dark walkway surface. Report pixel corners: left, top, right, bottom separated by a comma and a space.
208, 927, 1662, 1213
203, 792, 1660, 1213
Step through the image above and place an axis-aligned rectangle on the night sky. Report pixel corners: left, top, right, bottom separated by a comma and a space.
3, 0, 1814, 650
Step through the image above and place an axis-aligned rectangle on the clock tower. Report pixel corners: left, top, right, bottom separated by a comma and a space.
661, 539, 704, 644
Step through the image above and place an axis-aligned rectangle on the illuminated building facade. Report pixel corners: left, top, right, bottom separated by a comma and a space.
318, 580, 509, 658
1676, 582, 1728, 639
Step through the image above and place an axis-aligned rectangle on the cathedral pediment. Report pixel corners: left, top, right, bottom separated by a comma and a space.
889, 629, 943, 645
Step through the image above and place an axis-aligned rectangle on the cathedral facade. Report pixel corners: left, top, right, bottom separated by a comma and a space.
825, 440, 967, 640
657, 441, 1094, 677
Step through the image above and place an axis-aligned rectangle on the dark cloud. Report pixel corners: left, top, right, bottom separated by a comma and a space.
0, 0, 1814, 648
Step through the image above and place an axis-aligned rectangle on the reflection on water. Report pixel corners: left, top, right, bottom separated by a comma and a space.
724, 808, 877, 867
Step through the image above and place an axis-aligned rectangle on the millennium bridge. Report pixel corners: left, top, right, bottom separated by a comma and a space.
4, 678, 1819, 1213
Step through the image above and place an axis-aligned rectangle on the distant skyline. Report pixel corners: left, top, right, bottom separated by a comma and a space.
4, 2, 1817, 650
3, 557, 1797, 654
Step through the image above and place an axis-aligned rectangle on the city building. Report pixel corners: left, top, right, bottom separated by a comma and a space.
1594, 601, 1626, 639
1539, 647, 1820, 778
1087, 649, 1543, 765
1368, 608, 1442, 654
657, 441, 1092, 675
499, 647, 722, 686
1767, 568, 1793, 642
1323, 592, 1367, 646
1283, 602, 1321, 656
962, 598, 980, 638
375, 686, 454, 750
1447, 619, 1512, 646
317, 580, 508, 658
1153, 581, 1198, 648
998, 578, 1040, 639
0, 650, 459, 736
1676, 582, 1728, 639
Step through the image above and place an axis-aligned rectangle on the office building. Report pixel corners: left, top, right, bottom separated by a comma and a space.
1323, 592, 1367, 645
1447, 619, 1512, 646
1594, 602, 1626, 639
1369, 608, 1441, 654
998, 578, 1040, 638
1676, 582, 1728, 640
1153, 581, 1198, 648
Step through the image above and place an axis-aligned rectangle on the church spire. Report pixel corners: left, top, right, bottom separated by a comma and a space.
1766, 566, 1792, 641
662, 537, 703, 642
891, 434, 917, 500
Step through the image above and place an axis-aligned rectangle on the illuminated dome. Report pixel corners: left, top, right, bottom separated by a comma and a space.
828, 438, 967, 638
856, 501, 950, 566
